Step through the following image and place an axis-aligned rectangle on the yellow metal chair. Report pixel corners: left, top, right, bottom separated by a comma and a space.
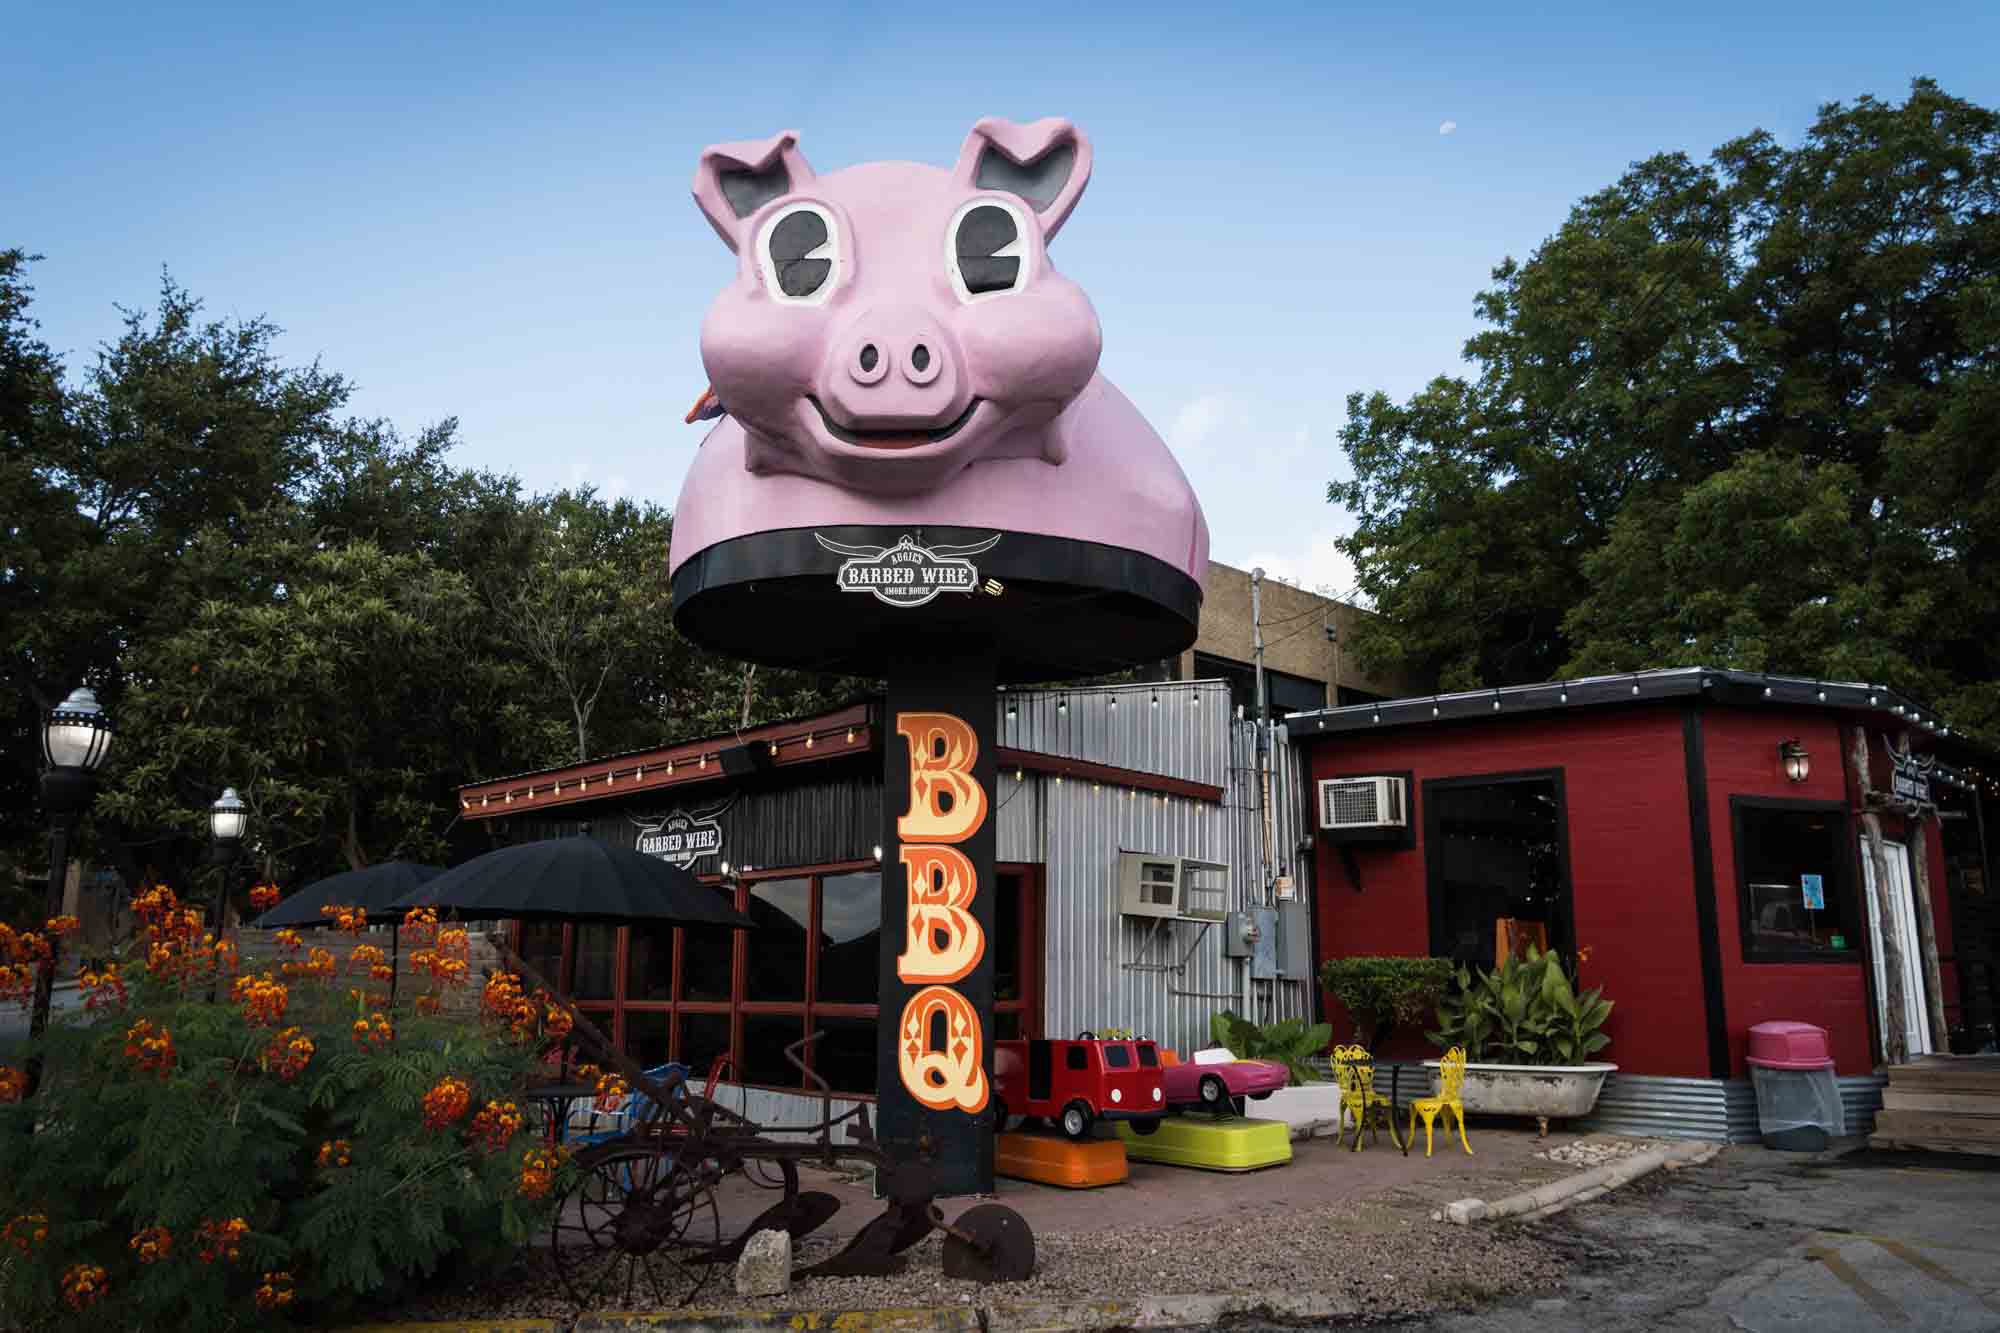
1332, 1044, 1400, 1152
1407, 1045, 1473, 1156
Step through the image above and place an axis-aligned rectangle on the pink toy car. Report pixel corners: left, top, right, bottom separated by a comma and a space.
1161, 1047, 1289, 1115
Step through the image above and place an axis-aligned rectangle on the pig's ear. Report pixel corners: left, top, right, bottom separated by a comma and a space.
691, 131, 816, 253
951, 118, 1092, 242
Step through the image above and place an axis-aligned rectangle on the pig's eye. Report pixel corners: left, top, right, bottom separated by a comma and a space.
947, 199, 1030, 302
757, 203, 840, 306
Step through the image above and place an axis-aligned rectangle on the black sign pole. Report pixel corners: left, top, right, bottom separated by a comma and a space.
876, 656, 998, 1197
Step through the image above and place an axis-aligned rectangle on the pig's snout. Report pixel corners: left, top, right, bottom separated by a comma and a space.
823, 306, 964, 431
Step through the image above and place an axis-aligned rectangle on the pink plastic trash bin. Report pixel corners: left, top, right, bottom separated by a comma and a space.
1745, 1021, 1841, 1152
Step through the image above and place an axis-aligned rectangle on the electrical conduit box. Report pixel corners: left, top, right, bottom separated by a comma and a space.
1250, 908, 1279, 980
1276, 900, 1312, 979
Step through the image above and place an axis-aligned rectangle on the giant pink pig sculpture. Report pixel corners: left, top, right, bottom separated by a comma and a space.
668, 118, 1208, 680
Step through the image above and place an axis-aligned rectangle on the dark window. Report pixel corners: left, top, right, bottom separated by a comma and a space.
811, 1016, 879, 1096
681, 918, 735, 1003
994, 1011, 1023, 1040
628, 926, 675, 1001
1193, 651, 1326, 720
572, 924, 618, 1000
622, 1010, 673, 1070
1103, 1044, 1131, 1068
1734, 800, 1859, 962
1425, 772, 1573, 969
994, 871, 1022, 1001
519, 922, 566, 990
679, 1012, 731, 1080
1065, 1045, 1088, 1071
1137, 1043, 1158, 1067
740, 1013, 805, 1087
817, 873, 881, 1004
744, 878, 810, 1001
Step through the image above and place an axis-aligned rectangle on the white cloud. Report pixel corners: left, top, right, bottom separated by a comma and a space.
1167, 392, 1245, 454
1439, 120, 1458, 136
1238, 530, 1363, 604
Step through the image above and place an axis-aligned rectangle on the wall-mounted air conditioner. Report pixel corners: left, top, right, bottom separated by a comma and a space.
1318, 776, 1407, 832
1116, 852, 1229, 921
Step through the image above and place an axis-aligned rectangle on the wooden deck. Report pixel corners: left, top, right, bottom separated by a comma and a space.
1870, 1055, 2000, 1157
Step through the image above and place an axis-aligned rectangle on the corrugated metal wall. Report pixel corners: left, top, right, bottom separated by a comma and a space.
1002, 680, 1315, 1056
506, 680, 1321, 1061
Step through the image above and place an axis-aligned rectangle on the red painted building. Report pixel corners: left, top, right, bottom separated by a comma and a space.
1287, 669, 1997, 1083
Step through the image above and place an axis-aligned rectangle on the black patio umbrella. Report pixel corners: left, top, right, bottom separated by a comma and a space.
384, 837, 757, 930
250, 861, 445, 929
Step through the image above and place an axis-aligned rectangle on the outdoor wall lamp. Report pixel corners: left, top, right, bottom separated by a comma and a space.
1779, 740, 1811, 784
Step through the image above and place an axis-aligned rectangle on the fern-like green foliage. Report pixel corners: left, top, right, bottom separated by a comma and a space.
0, 957, 560, 1328
1427, 944, 1614, 1066
1207, 1012, 1333, 1086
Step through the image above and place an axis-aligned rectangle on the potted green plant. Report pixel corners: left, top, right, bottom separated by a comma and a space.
1426, 944, 1616, 1133
1318, 956, 1455, 1051
1206, 1012, 1340, 1131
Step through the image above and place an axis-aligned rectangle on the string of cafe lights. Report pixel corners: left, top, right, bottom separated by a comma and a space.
459, 720, 869, 810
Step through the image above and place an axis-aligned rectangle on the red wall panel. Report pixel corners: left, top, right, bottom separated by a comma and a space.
1307, 700, 1956, 1079
1308, 705, 1711, 1076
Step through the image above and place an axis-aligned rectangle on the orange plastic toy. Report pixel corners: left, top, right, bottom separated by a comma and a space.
995, 1132, 1129, 1189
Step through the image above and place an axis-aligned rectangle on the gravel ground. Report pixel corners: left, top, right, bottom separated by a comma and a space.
384, 1194, 1571, 1324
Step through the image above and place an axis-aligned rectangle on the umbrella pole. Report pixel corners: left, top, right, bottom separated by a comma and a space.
486, 934, 684, 1119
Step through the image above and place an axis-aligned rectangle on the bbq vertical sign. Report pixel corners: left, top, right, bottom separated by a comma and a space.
877, 669, 997, 1196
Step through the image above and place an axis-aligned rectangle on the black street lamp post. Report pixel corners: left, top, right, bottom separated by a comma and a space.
206, 788, 248, 997
28, 688, 115, 1088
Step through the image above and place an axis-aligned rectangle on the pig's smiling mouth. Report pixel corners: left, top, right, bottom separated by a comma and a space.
807, 396, 981, 450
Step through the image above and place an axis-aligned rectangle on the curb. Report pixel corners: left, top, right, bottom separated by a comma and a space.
337, 1322, 563, 1332
1442, 1140, 1722, 1225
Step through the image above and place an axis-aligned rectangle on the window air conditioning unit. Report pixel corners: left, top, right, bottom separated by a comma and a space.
1116, 852, 1230, 922
1318, 776, 1407, 832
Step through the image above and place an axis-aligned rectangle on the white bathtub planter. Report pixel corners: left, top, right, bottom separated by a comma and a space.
1257, 1082, 1349, 1137
1423, 1060, 1617, 1136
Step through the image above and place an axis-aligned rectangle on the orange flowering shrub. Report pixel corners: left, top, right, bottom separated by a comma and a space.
0, 884, 553, 1329
518, 1146, 565, 1200
81, 961, 128, 1011
280, 946, 336, 981
420, 1075, 472, 1130
400, 906, 440, 945
262, 1027, 315, 1081
592, 1072, 629, 1113
123, 1019, 175, 1077
60, 1262, 107, 1311
248, 884, 282, 912
129, 1225, 172, 1264
326, 904, 367, 934
347, 943, 386, 973
467, 1099, 526, 1153
43, 916, 80, 938
413, 993, 443, 1015
255, 1270, 295, 1311
2, 1212, 47, 1252
273, 927, 303, 955
0, 1066, 26, 1104
194, 1217, 249, 1265
0, 924, 51, 1008
232, 973, 289, 1027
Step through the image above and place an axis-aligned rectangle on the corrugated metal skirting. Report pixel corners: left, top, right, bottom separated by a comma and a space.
1578, 1072, 1889, 1142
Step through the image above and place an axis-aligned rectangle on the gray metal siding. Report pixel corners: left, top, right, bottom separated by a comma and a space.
581, 775, 882, 873
1575, 1074, 1736, 1141
1839, 1074, 1887, 1135
1023, 682, 1315, 1056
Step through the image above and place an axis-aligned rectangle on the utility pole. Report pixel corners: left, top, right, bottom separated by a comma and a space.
1250, 569, 1271, 908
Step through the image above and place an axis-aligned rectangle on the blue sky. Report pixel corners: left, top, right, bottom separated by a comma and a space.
12, 2, 1997, 596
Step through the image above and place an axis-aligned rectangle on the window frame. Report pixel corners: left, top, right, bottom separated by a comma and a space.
1422, 767, 1576, 964
1730, 795, 1861, 965
512, 858, 1042, 1099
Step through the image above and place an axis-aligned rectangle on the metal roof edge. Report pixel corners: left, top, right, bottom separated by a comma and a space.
1283, 666, 1985, 756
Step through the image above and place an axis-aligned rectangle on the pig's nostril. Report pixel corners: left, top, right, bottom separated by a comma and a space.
859, 344, 879, 372
911, 344, 931, 373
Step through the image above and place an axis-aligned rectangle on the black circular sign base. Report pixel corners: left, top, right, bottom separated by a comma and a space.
670, 526, 1201, 682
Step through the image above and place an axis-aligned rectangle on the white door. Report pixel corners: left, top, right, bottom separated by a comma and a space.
1860, 838, 1931, 1059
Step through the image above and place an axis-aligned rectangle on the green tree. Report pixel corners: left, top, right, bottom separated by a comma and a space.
1333, 79, 2000, 738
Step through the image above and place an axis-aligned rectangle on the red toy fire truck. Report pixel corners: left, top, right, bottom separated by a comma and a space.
993, 1032, 1168, 1140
